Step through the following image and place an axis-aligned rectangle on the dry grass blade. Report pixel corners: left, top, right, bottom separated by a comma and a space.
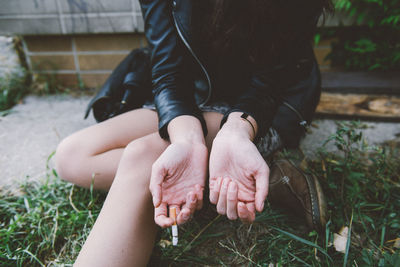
69, 185, 80, 213
287, 251, 311, 266
22, 249, 45, 267
218, 241, 261, 266
343, 210, 354, 267
173, 214, 221, 262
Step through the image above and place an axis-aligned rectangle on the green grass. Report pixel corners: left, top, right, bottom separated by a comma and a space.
0, 68, 89, 113
1, 121, 399, 266
0, 71, 30, 111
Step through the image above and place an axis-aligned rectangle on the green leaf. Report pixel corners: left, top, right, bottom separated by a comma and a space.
368, 63, 382, 70
314, 34, 321, 46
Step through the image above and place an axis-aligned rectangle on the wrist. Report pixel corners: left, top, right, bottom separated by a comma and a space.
219, 112, 258, 141
168, 115, 206, 145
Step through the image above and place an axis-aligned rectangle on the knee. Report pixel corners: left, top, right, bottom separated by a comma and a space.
116, 135, 165, 186
122, 137, 156, 164
55, 134, 87, 183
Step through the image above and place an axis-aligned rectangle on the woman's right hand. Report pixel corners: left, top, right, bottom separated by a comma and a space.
149, 116, 208, 228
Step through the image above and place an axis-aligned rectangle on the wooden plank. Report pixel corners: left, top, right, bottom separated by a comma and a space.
316, 93, 400, 121
321, 72, 400, 95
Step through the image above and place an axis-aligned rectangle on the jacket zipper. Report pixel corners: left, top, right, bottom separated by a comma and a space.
282, 101, 309, 130
172, 13, 212, 106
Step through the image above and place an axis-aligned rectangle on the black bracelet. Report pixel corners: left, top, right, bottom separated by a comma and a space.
240, 113, 256, 139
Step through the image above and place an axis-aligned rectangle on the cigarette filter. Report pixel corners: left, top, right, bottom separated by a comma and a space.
170, 207, 178, 246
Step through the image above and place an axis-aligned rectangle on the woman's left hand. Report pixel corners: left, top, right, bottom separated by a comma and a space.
209, 122, 269, 223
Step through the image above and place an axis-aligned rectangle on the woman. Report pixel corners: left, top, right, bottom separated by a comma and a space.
55, 0, 332, 265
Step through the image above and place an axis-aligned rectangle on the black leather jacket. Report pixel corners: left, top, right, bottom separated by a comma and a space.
140, 0, 322, 144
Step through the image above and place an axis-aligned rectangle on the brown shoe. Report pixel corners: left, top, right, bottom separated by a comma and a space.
267, 159, 327, 232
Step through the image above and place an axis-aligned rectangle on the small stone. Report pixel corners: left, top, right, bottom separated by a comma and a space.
333, 226, 349, 253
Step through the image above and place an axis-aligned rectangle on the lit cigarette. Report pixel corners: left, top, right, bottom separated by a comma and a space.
170, 207, 178, 246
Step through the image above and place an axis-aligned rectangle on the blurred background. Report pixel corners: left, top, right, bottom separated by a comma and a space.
0, 0, 399, 102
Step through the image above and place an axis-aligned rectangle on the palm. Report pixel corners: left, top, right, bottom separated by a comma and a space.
150, 142, 208, 227
208, 133, 269, 224
210, 137, 265, 203
158, 143, 207, 205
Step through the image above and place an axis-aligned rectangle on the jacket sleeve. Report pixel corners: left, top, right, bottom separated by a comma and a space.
220, 69, 279, 143
139, 0, 207, 139
220, 44, 316, 143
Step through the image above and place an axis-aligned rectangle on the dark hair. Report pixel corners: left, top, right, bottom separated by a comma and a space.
199, 0, 333, 65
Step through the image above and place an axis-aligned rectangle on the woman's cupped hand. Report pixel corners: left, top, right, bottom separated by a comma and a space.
209, 130, 269, 223
149, 141, 208, 228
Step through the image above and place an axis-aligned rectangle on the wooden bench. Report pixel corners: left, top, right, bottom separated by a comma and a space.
317, 72, 400, 121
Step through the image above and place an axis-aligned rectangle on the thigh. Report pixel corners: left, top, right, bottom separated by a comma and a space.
203, 111, 224, 150
63, 108, 223, 158
114, 110, 224, 152
66, 108, 158, 156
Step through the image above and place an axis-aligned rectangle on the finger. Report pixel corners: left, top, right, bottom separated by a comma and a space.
209, 177, 222, 204
154, 203, 174, 228
177, 192, 197, 224
216, 178, 230, 215
226, 182, 238, 220
185, 192, 198, 214
238, 202, 251, 224
195, 184, 204, 210
177, 208, 191, 225
255, 165, 269, 212
149, 183, 162, 208
238, 202, 256, 224
149, 163, 166, 207
246, 202, 256, 222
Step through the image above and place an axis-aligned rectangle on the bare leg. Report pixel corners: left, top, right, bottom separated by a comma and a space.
74, 133, 168, 267
73, 112, 223, 266
56, 110, 222, 190
55, 108, 158, 190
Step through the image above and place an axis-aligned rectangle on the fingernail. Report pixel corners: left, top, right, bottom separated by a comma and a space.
260, 201, 265, 211
183, 213, 189, 220
190, 194, 196, 202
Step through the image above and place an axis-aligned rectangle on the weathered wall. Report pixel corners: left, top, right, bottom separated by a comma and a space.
23, 34, 147, 88
0, 0, 143, 35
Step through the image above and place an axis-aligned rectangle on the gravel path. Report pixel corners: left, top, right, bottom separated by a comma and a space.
1, 95, 399, 188
300, 119, 400, 155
